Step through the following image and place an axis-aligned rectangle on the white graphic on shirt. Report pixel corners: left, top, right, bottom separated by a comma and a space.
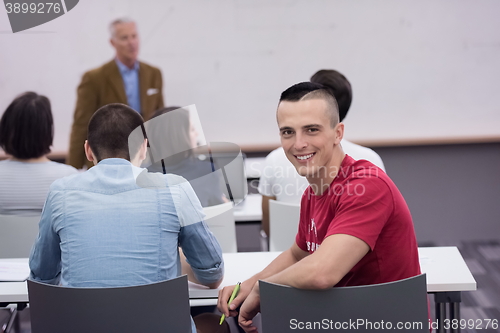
309, 218, 317, 237
306, 218, 320, 253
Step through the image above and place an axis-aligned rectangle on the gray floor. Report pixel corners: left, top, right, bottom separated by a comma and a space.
448, 240, 500, 333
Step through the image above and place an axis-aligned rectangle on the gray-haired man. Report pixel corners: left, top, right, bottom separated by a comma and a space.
68, 17, 164, 170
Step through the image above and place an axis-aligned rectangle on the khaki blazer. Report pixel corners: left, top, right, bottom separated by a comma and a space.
67, 60, 164, 169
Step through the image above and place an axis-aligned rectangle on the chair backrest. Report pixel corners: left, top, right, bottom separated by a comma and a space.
260, 274, 428, 332
0, 214, 40, 258
269, 200, 300, 251
203, 202, 237, 253
28, 275, 192, 333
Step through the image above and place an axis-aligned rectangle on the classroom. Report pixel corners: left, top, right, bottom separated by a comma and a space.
1, 1, 499, 332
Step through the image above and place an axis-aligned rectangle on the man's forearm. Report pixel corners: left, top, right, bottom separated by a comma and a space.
262, 253, 332, 289
180, 255, 200, 284
180, 249, 222, 289
246, 245, 305, 286
263, 234, 370, 290
183, 266, 222, 289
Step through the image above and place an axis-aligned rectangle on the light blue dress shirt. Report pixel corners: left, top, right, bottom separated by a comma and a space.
29, 158, 223, 333
116, 59, 141, 113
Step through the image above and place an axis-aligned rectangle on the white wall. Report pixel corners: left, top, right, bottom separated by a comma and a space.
1, 0, 499, 153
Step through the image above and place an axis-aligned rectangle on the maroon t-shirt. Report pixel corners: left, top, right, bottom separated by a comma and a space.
296, 155, 421, 287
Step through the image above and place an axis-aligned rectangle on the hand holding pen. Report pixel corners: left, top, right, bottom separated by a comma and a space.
219, 282, 241, 324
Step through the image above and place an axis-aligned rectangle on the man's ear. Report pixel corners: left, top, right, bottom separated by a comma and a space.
84, 140, 98, 166
334, 122, 344, 145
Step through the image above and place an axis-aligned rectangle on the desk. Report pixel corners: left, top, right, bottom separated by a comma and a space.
190, 247, 476, 332
233, 194, 262, 222
0, 259, 28, 305
419, 247, 477, 333
0, 247, 476, 332
189, 247, 476, 297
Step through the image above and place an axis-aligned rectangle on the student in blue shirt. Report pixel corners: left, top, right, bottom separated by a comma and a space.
30, 103, 226, 333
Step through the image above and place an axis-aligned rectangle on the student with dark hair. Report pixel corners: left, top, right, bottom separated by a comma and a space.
258, 70, 385, 237
147, 106, 226, 207
310, 69, 385, 167
85, 103, 145, 162
30, 103, 227, 333
0, 92, 77, 216
218, 82, 420, 332
310, 69, 352, 122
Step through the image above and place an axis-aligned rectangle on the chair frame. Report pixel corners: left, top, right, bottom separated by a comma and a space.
260, 274, 429, 333
28, 275, 192, 333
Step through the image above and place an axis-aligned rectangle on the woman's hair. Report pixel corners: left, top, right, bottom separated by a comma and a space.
0, 92, 53, 159
151, 106, 193, 160
310, 69, 352, 122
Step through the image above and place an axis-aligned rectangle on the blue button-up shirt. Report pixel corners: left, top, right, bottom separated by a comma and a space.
29, 158, 224, 333
116, 59, 141, 113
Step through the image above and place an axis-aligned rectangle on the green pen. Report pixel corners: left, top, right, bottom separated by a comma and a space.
219, 282, 241, 325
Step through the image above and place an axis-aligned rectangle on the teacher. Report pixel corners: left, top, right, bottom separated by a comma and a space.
67, 17, 164, 169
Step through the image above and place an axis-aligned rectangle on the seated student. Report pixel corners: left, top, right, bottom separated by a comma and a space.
0, 92, 77, 216
147, 106, 226, 207
29, 103, 226, 333
258, 69, 386, 237
218, 83, 420, 332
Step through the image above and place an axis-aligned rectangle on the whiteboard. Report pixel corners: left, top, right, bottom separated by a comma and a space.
1, 0, 499, 154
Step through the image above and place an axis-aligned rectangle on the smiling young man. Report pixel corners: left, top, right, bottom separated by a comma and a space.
67, 17, 164, 170
217, 82, 421, 333
258, 70, 386, 239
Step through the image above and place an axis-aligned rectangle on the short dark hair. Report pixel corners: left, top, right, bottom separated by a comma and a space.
279, 82, 339, 127
310, 69, 352, 122
87, 103, 144, 162
0, 91, 53, 159
279, 82, 325, 102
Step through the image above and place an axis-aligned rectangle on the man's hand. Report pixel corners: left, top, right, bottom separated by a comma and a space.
238, 283, 261, 333
217, 280, 254, 319
217, 246, 307, 331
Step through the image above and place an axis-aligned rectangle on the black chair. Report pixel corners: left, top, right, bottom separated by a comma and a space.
260, 274, 428, 332
28, 275, 192, 333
